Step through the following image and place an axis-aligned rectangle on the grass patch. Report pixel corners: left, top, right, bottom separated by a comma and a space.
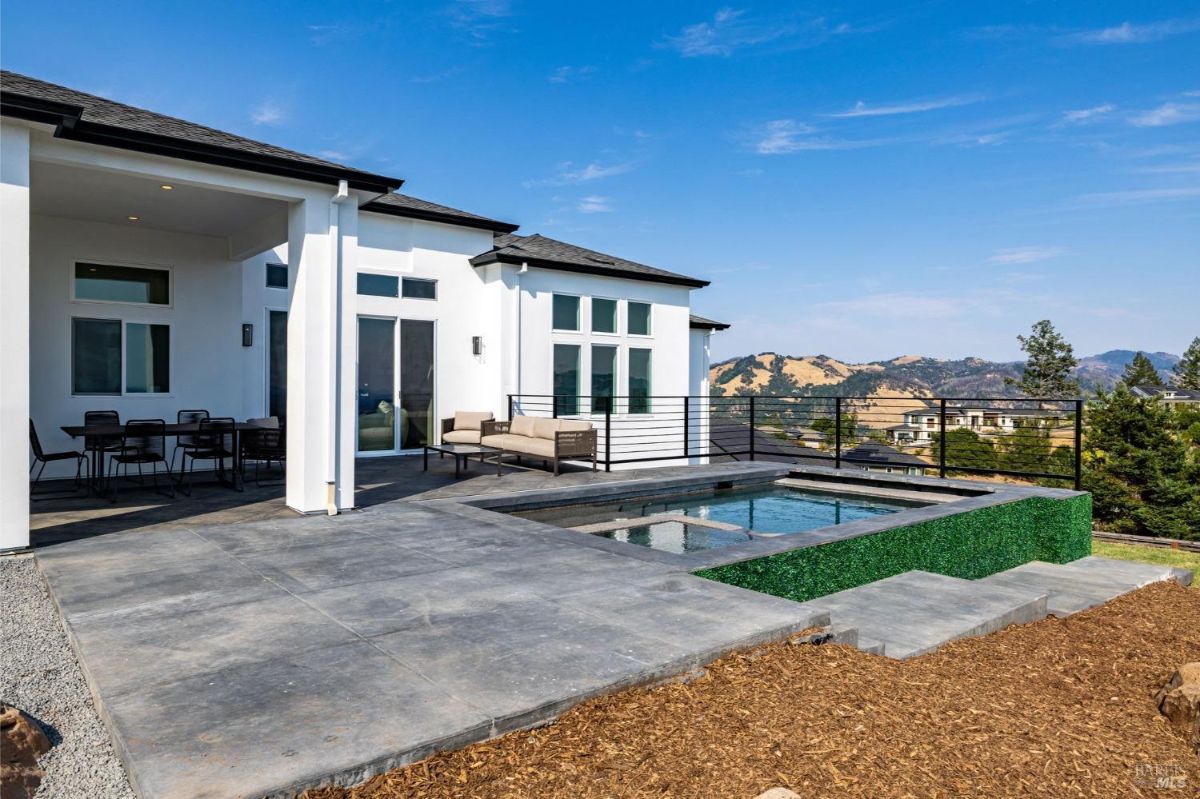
1093, 540, 1200, 587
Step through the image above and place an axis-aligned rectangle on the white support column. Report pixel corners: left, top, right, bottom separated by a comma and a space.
334, 196, 358, 510
0, 122, 31, 550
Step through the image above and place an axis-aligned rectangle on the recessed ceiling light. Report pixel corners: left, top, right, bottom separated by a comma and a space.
128, 215, 140, 221
160, 184, 173, 191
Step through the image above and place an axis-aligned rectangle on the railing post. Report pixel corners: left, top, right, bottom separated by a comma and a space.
604, 404, 612, 472
683, 396, 690, 459
507, 393, 514, 420
938, 398, 947, 479
834, 397, 842, 469
1074, 398, 1083, 491
748, 396, 756, 460
552, 395, 559, 419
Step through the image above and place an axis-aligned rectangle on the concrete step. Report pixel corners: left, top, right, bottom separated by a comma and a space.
978, 556, 1193, 617
795, 571, 1048, 660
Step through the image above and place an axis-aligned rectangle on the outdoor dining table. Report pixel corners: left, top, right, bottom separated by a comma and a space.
60, 421, 260, 495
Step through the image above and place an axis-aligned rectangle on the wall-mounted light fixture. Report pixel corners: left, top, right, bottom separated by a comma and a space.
242, 323, 253, 347
472, 336, 483, 356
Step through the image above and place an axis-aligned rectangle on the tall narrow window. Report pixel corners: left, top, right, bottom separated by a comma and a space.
74, 263, 169, 305
592, 298, 617, 334
552, 294, 580, 331
125, 323, 170, 393
629, 348, 652, 413
628, 302, 652, 336
591, 345, 617, 413
268, 311, 288, 418
553, 344, 580, 416
400, 319, 435, 449
72, 318, 121, 395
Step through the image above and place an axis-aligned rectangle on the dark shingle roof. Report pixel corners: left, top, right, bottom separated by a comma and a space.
1, 70, 402, 192
470, 233, 709, 288
689, 314, 730, 331
363, 193, 518, 233
842, 442, 931, 467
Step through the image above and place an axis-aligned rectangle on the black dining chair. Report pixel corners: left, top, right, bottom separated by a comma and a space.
240, 420, 286, 487
83, 410, 122, 491
29, 419, 87, 499
107, 419, 174, 503
171, 409, 210, 475
179, 417, 238, 495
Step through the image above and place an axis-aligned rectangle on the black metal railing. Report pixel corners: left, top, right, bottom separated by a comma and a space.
507, 394, 1084, 489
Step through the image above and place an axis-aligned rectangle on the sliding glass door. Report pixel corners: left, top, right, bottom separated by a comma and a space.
357, 317, 436, 454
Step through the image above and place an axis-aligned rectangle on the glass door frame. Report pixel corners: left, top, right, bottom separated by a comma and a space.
354, 314, 437, 456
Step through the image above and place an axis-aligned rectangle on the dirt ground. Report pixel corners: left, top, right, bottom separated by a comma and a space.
304, 582, 1200, 799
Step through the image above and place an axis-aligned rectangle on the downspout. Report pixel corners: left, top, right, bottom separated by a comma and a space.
516, 262, 528, 401
327, 180, 350, 515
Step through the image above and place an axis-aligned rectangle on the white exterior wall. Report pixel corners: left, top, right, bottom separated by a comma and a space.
28, 215, 243, 477
688, 328, 712, 464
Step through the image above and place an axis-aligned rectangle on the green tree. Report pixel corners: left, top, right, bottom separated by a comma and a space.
1082, 385, 1200, 539
932, 428, 997, 471
1175, 336, 1200, 390
1121, 352, 1163, 387
997, 418, 1055, 477
1008, 320, 1080, 398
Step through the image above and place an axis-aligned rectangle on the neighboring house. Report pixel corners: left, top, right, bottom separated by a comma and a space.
0, 70, 727, 550
840, 442, 930, 476
1130, 385, 1200, 405
887, 404, 1063, 445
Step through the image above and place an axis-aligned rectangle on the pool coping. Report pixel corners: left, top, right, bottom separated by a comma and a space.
425, 463, 1088, 572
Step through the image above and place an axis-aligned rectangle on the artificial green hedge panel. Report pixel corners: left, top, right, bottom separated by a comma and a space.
696, 494, 1092, 604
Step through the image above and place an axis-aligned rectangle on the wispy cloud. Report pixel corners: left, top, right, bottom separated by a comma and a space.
1068, 18, 1200, 44
410, 66, 466, 84
308, 22, 375, 46
524, 161, 636, 187
251, 100, 287, 126
548, 65, 597, 84
577, 195, 613, 214
824, 95, 980, 118
1073, 186, 1200, 206
1057, 103, 1116, 125
748, 119, 888, 154
447, 0, 513, 43
988, 246, 1066, 265
658, 8, 864, 57
1130, 101, 1200, 127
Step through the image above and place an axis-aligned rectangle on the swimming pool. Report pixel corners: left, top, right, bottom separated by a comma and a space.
512, 484, 923, 554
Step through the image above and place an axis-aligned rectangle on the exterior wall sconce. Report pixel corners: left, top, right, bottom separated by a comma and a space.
242, 324, 253, 347
472, 336, 483, 356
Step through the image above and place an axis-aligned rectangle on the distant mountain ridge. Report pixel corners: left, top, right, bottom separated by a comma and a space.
709, 350, 1182, 398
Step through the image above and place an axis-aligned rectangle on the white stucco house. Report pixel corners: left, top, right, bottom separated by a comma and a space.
886, 405, 1063, 445
0, 71, 727, 551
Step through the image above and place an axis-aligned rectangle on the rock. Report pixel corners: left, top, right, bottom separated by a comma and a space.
755, 789, 802, 799
1156, 663, 1200, 753
1, 703, 51, 768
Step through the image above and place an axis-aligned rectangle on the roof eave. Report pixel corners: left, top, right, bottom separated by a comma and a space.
1, 90, 405, 194
363, 201, 519, 234
472, 251, 710, 288
690, 319, 730, 331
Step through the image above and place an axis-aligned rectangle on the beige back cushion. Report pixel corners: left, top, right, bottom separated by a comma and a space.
510, 414, 538, 437
454, 411, 493, 431
558, 419, 593, 433
533, 417, 564, 440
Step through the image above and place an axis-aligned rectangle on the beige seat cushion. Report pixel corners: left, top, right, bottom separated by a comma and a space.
442, 429, 481, 444
533, 417, 563, 440
453, 411, 493, 431
510, 415, 537, 438
558, 419, 593, 433
481, 433, 555, 458
481, 433, 523, 450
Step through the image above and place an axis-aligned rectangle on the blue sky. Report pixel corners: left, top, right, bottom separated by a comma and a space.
4, 1, 1198, 362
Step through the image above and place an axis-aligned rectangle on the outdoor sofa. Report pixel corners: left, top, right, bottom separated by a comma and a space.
481, 415, 598, 475
440, 411, 495, 444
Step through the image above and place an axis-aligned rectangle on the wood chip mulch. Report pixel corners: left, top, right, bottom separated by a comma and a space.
303, 582, 1200, 799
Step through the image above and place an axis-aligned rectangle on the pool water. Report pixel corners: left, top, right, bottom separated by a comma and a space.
514, 484, 921, 553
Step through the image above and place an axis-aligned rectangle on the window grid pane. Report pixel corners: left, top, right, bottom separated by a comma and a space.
265, 263, 288, 289
553, 344, 580, 416
552, 295, 580, 331
357, 273, 399, 297
628, 302, 652, 336
629, 348, 652, 414
591, 345, 617, 413
125, 323, 170, 393
401, 278, 437, 299
75, 263, 169, 305
592, 298, 617, 334
72, 318, 121, 395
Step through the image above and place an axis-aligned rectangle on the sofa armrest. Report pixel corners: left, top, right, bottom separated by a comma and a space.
482, 420, 510, 437
440, 417, 456, 436
555, 429, 597, 458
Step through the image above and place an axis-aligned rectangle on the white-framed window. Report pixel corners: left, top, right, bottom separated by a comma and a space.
627, 301, 652, 336
265, 263, 288, 289
552, 294, 580, 331
73, 262, 171, 307
71, 317, 170, 395
591, 344, 618, 413
553, 343, 581, 415
358, 273, 399, 297
628, 347, 652, 413
591, 297, 618, 334
401, 277, 437, 299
